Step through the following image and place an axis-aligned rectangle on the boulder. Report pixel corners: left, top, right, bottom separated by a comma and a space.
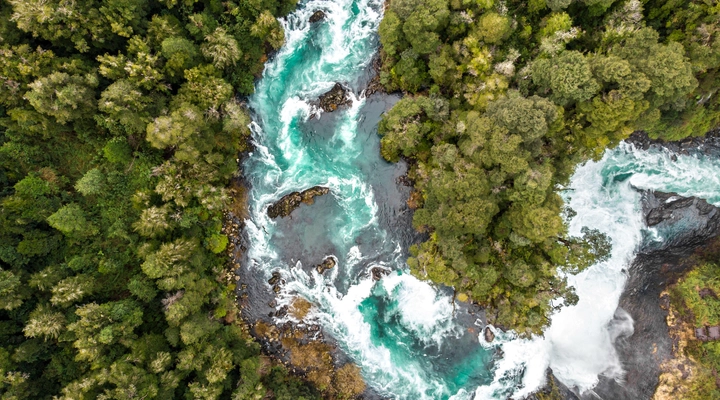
696, 327, 709, 341
268, 271, 281, 286
484, 326, 495, 343
709, 326, 720, 340
317, 83, 352, 112
309, 10, 326, 23
316, 257, 336, 274
267, 186, 330, 218
371, 267, 390, 281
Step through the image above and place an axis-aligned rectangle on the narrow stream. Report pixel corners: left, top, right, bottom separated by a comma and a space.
242, 0, 720, 398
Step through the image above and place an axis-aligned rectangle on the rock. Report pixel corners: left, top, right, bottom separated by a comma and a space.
364, 75, 384, 97
316, 256, 336, 274
371, 267, 390, 281
527, 369, 579, 400
268, 272, 281, 285
626, 129, 720, 158
709, 326, 720, 340
267, 186, 331, 218
696, 327, 709, 341
317, 83, 352, 113
309, 10, 325, 23
484, 327, 495, 343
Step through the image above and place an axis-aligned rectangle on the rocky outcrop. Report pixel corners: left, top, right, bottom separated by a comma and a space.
316, 256, 336, 274
591, 190, 720, 400
627, 129, 720, 157
527, 370, 579, 400
317, 83, 352, 112
309, 10, 326, 23
483, 327, 495, 343
267, 186, 331, 218
371, 267, 390, 281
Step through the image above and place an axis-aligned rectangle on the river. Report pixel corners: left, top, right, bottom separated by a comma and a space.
241, 0, 720, 398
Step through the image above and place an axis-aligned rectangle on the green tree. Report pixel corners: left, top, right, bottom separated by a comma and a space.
25, 72, 98, 124
532, 51, 600, 106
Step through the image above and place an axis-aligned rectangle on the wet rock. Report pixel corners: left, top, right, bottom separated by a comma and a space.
641, 191, 720, 249
364, 75, 384, 97
316, 256, 336, 274
317, 83, 352, 112
267, 186, 331, 218
527, 369, 579, 400
643, 191, 713, 227
309, 10, 325, 23
268, 271, 281, 285
371, 267, 390, 281
483, 326, 495, 343
627, 129, 720, 158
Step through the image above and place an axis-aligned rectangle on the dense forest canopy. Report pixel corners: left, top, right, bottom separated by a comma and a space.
377, 0, 720, 334
0, 0, 330, 398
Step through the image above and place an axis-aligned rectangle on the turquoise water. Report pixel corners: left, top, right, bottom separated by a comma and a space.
243, 0, 720, 398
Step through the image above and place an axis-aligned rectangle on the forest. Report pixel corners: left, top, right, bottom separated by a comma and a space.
0, 0, 326, 398
377, 0, 720, 335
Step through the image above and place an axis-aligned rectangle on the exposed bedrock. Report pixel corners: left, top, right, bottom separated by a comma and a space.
316, 83, 352, 112
309, 10, 326, 23
266, 186, 331, 219
627, 129, 720, 157
590, 189, 720, 400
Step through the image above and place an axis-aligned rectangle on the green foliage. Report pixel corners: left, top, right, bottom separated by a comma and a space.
532, 51, 600, 106
0, 0, 322, 398
476, 12, 510, 44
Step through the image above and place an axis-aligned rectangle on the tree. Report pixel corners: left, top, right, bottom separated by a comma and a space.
0, 269, 27, 310
47, 203, 98, 238
23, 304, 65, 340
612, 28, 698, 108
250, 11, 285, 50
201, 27, 241, 69
25, 72, 98, 124
74, 169, 105, 196
532, 51, 600, 106
477, 12, 511, 44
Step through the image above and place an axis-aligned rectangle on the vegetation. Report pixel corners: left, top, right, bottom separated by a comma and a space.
665, 262, 720, 400
0, 0, 324, 398
377, 0, 720, 334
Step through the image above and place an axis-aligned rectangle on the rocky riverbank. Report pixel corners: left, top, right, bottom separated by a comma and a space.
591, 190, 720, 400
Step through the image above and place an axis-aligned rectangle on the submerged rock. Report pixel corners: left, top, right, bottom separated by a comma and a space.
267, 186, 331, 218
316, 256, 336, 274
309, 10, 326, 23
317, 83, 352, 112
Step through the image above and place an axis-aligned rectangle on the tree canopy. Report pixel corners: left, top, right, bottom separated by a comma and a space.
0, 0, 325, 398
